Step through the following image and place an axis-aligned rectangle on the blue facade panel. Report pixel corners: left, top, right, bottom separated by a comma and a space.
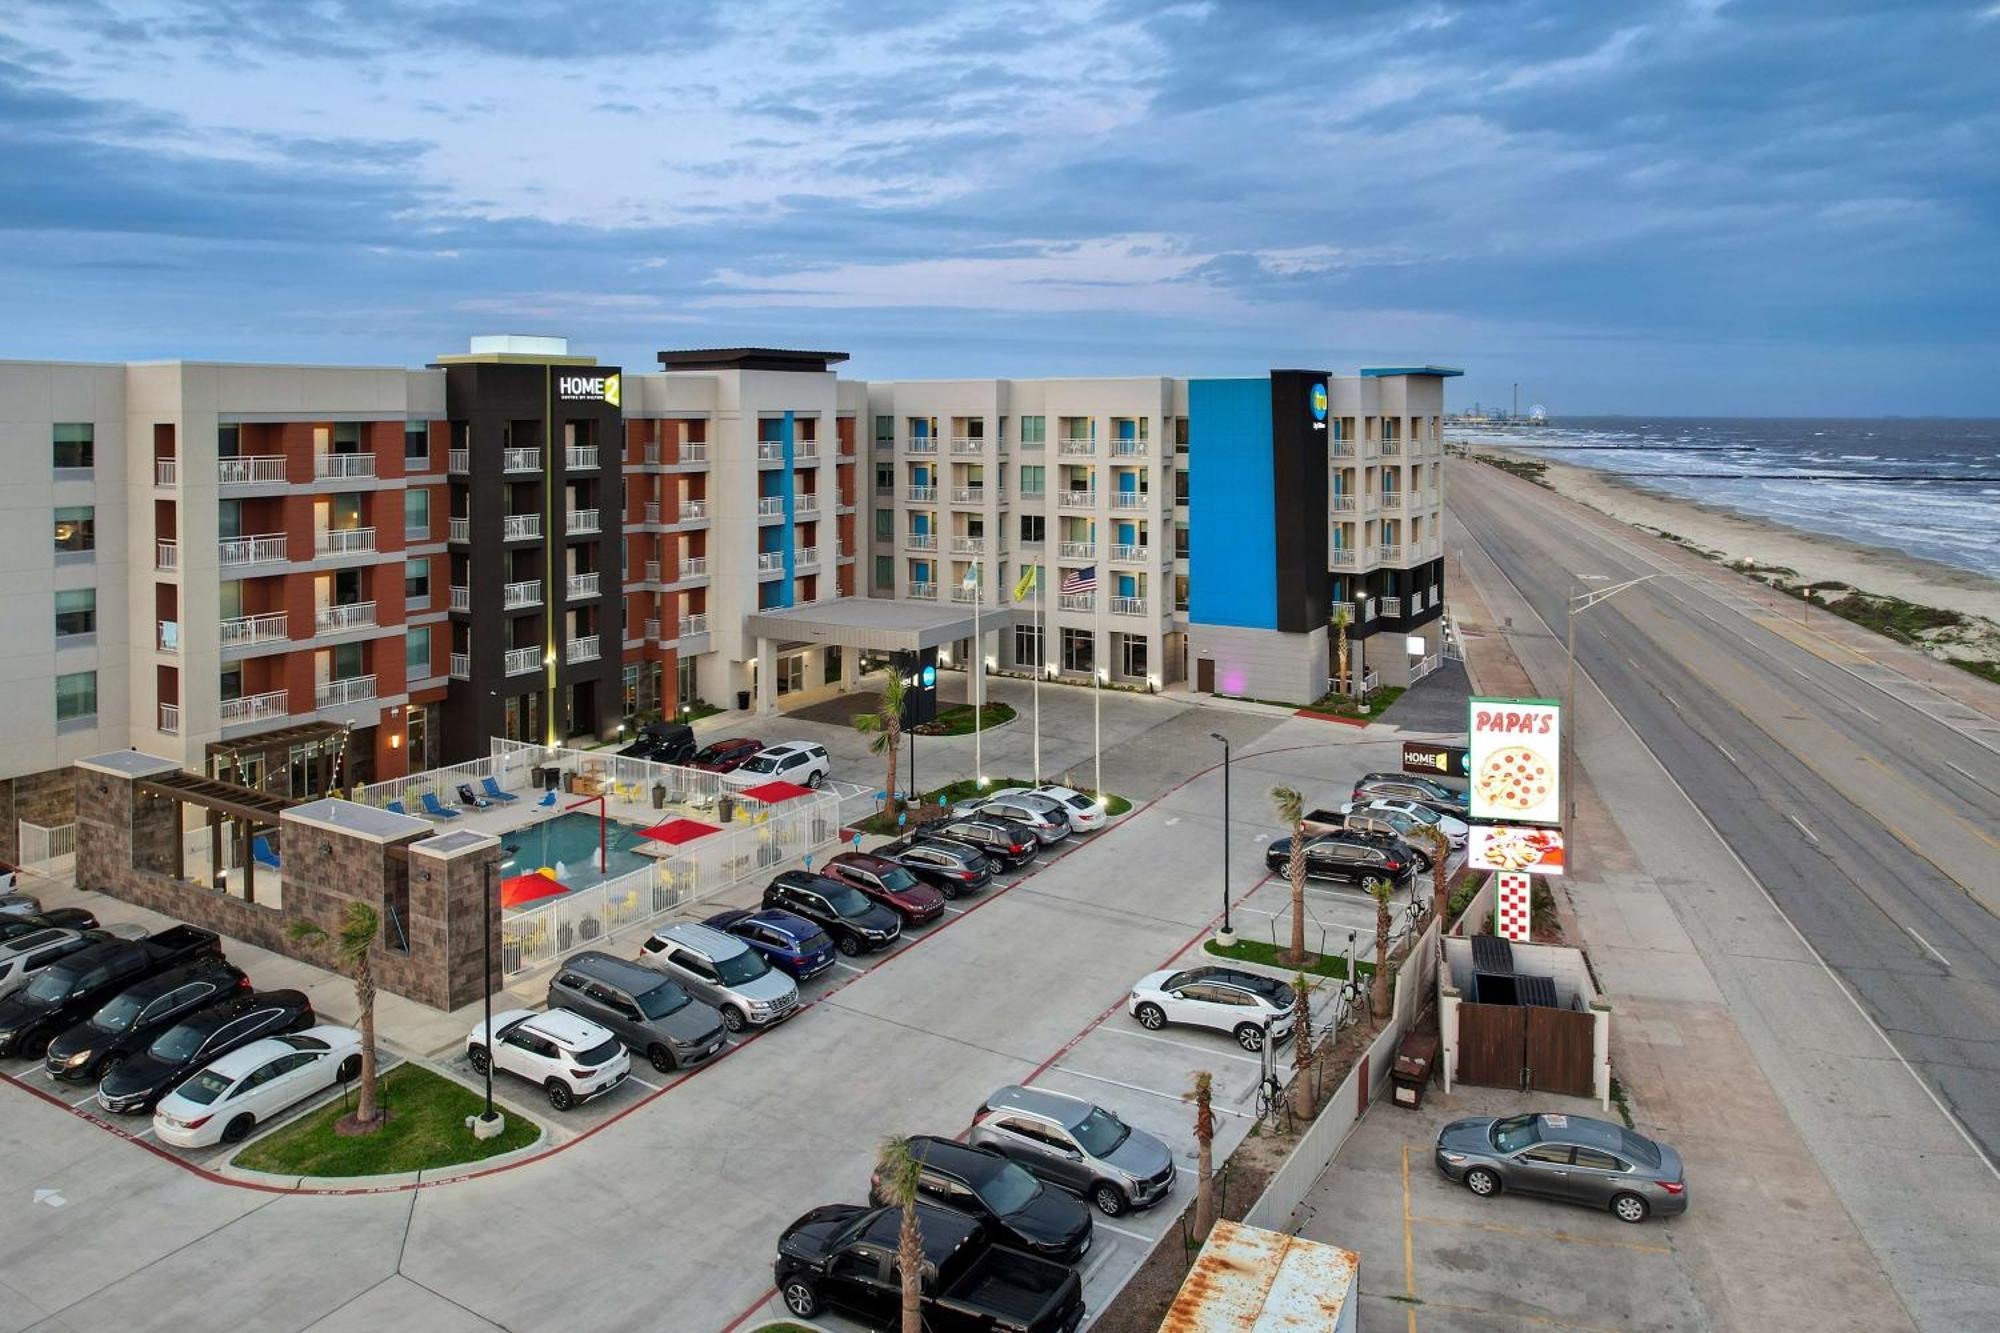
1188, 377, 1276, 630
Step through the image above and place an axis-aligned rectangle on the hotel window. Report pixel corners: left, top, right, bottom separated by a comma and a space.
1019, 465, 1045, 496
55, 670, 97, 725
1061, 627, 1094, 674
1118, 633, 1148, 680
1019, 514, 1045, 544
874, 415, 894, 445
1174, 470, 1189, 505
405, 423, 429, 462
874, 555, 893, 590
405, 627, 432, 677
405, 557, 431, 605
623, 663, 640, 715
1019, 416, 1046, 444
1175, 523, 1189, 560
217, 424, 240, 457
53, 423, 94, 471
875, 509, 894, 540
875, 464, 893, 491
55, 588, 96, 638
404, 487, 430, 539
54, 506, 95, 554
1174, 417, 1189, 450
1014, 622, 1044, 669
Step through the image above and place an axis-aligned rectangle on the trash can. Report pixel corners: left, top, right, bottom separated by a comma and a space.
1391, 1031, 1439, 1109
717, 794, 736, 824
652, 783, 666, 810
736, 689, 751, 711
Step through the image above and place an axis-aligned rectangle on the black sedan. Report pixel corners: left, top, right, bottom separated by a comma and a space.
94, 989, 315, 1114
1264, 830, 1413, 887
874, 836, 994, 899
0, 909, 99, 943
46, 958, 248, 1082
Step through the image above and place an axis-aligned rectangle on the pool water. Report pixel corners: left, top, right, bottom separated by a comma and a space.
503, 811, 654, 897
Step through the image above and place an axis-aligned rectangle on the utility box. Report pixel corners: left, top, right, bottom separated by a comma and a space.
1160, 1220, 1358, 1332
1392, 1031, 1440, 1109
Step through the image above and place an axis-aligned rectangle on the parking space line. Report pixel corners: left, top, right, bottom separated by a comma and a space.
624, 1075, 664, 1093
1401, 1145, 1416, 1333
828, 960, 867, 975
69, 1091, 99, 1109
940, 904, 967, 916
1095, 1027, 1263, 1067
1093, 1219, 1154, 1244
1048, 1065, 1252, 1118
1409, 1213, 1673, 1255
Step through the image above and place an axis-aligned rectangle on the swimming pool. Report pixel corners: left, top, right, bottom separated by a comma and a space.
501, 811, 654, 896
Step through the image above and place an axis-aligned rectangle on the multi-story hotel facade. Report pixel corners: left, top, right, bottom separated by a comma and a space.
0, 340, 1452, 859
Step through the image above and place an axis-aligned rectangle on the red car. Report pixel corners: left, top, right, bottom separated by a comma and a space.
687, 737, 764, 773
822, 852, 946, 925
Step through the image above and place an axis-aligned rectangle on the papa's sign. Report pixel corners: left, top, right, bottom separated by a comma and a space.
1467, 697, 1561, 825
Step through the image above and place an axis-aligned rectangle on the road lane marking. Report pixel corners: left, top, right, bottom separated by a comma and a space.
1786, 814, 1818, 845
1851, 701, 1879, 722
940, 904, 967, 915
1791, 666, 1812, 681
1045, 1065, 1252, 1118
1907, 927, 1951, 968
1714, 741, 1738, 765
1097, 1027, 1264, 1067
1660, 689, 1683, 710
1094, 1219, 1155, 1244
1410, 1213, 1674, 1255
1945, 760, 2000, 796
69, 1091, 99, 1109
1402, 1145, 1416, 1333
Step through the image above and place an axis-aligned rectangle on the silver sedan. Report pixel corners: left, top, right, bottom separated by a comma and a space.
1434, 1111, 1688, 1223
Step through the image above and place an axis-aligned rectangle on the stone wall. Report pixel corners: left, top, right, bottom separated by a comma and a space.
2, 767, 79, 864
414, 841, 505, 1011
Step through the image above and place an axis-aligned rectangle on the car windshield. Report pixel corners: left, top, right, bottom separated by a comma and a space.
22, 967, 79, 1005
825, 884, 876, 919
798, 930, 833, 954
150, 1021, 210, 1063
1071, 1105, 1130, 1156
980, 1160, 1043, 1216
636, 981, 690, 1020
714, 949, 770, 986
1491, 1114, 1541, 1153
178, 1069, 234, 1106
1401, 805, 1442, 825
576, 1037, 622, 1066
91, 992, 147, 1032
879, 866, 920, 894
1064, 795, 1093, 811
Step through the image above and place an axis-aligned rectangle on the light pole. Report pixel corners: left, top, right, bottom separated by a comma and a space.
1211, 732, 1233, 944
1565, 575, 1653, 875
478, 842, 520, 1129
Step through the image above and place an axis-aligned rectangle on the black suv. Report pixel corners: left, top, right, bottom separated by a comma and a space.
869, 1134, 1094, 1264
1351, 772, 1468, 818
47, 957, 249, 1082
618, 721, 697, 763
1265, 829, 1414, 886
928, 816, 1039, 871
95, 989, 314, 1114
0, 925, 220, 1059
875, 836, 994, 899
763, 871, 902, 957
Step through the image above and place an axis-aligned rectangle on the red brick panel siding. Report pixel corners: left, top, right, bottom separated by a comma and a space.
154, 497, 177, 543
838, 563, 853, 597
281, 492, 316, 562
370, 421, 404, 481
281, 573, 317, 638
837, 461, 856, 507
372, 719, 408, 782
153, 421, 177, 464
283, 649, 317, 715
277, 422, 319, 486
376, 561, 407, 629
373, 635, 408, 701
837, 416, 855, 450
369, 489, 404, 555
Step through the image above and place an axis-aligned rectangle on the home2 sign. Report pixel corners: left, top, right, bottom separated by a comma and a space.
557, 372, 621, 407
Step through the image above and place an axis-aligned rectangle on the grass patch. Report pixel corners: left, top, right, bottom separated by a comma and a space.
1472, 452, 1551, 487
683, 697, 724, 722
911, 701, 1016, 736
1819, 592, 1963, 643
1444, 872, 1486, 927
1948, 657, 2000, 686
1304, 684, 1406, 718
231, 1064, 540, 1177
1608, 1077, 1636, 1130
851, 775, 1131, 835
1203, 935, 1375, 978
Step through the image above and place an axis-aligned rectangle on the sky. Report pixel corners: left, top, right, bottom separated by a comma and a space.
1, 0, 1996, 415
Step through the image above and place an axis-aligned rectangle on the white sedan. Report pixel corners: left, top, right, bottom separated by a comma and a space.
1342, 797, 1468, 848
1009, 784, 1108, 833
153, 1024, 363, 1148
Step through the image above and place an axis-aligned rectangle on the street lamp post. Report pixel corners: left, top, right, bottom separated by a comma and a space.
1564, 575, 1653, 878
1211, 732, 1233, 944
477, 842, 520, 1130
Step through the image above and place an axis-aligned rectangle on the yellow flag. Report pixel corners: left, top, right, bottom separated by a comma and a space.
1012, 566, 1037, 602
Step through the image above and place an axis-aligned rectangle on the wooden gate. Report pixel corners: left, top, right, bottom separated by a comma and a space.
1456, 1003, 1526, 1087
1526, 1007, 1595, 1097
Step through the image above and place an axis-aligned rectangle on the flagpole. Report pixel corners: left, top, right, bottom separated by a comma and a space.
1093, 563, 1103, 804
973, 558, 982, 786
1034, 565, 1043, 783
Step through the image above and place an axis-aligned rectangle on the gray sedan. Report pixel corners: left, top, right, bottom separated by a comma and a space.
1434, 1112, 1688, 1223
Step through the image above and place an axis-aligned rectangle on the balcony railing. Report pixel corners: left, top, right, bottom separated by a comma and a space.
679, 614, 708, 638
643, 502, 661, 525
317, 526, 375, 556
1110, 438, 1148, 456
566, 446, 598, 470
450, 653, 470, 680
1332, 495, 1357, 513
1380, 437, 1403, 457
503, 447, 539, 472
450, 585, 470, 611
219, 534, 287, 566
503, 579, 543, 609
566, 635, 600, 664
314, 453, 375, 480
950, 487, 985, 504
950, 436, 986, 455
567, 509, 600, 534
751, 497, 782, 520
219, 456, 288, 485
1058, 491, 1097, 509
1378, 544, 1403, 563
679, 555, 709, 581
906, 533, 937, 550
1110, 544, 1146, 563
1379, 595, 1404, 617
449, 448, 469, 473
315, 601, 376, 635
1059, 592, 1094, 612
643, 559, 661, 583
159, 702, 180, 735
756, 440, 785, 462
796, 545, 820, 565
1330, 439, 1356, 458
220, 690, 289, 727
1110, 596, 1147, 616
795, 438, 819, 458
1330, 548, 1358, 568
155, 458, 178, 486
157, 620, 179, 653
906, 486, 937, 503
794, 494, 820, 516
567, 571, 600, 600
952, 585, 980, 603
502, 513, 542, 541
1057, 437, 1096, 456
643, 618, 661, 641
679, 442, 708, 464
504, 647, 540, 675
679, 500, 708, 522
317, 675, 376, 708
909, 582, 937, 600
220, 611, 289, 649
449, 516, 469, 542
905, 437, 938, 454
1378, 492, 1403, 512
753, 551, 781, 573
1110, 491, 1149, 510
156, 539, 179, 570
951, 536, 986, 555
1058, 540, 1095, 559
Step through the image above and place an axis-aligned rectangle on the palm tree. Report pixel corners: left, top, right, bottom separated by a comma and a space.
854, 673, 910, 823
876, 1134, 926, 1333
1413, 826, 1451, 930
1186, 1070, 1216, 1238
1268, 785, 1313, 966
1366, 877, 1394, 1020
287, 901, 383, 1131
1330, 603, 1352, 696
1291, 971, 1319, 1121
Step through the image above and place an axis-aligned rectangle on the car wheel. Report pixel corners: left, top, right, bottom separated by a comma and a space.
1093, 1182, 1129, 1217
837, 933, 865, 957
22, 1028, 52, 1059
1465, 1168, 1500, 1197
338, 1054, 362, 1082
647, 1045, 676, 1074
781, 1278, 822, 1318
1134, 1003, 1166, 1031
1612, 1192, 1649, 1224
721, 1006, 748, 1034
1234, 1023, 1267, 1053
467, 1044, 490, 1075
221, 1113, 256, 1145
545, 1079, 576, 1112
940, 881, 961, 901
806, 771, 824, 789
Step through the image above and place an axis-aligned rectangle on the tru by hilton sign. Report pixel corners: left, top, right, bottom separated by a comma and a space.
557, 372, 621, 407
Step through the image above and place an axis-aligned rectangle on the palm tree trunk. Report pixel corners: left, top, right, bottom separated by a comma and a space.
355, 956, 380, 1126
1371, 896, 1392, 1020
1191, 1072, 1215, 1238
1291, 978, 1317, 1121
1287, 825, 1308, 964
899, 1198, 923, 1333
884, 723, 901, 819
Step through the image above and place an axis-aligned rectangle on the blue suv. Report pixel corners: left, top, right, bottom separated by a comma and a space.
702, 909, 838, 983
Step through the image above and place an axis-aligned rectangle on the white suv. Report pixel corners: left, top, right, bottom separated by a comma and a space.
725, 742, 832, 789
467, 1008, 630, 1111
1127, 966, 1297, 1052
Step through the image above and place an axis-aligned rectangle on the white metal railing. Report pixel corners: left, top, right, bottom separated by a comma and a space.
503, 513, 542, 541
950, 436, 986, 454
679, 442, 708, 463
1330, 548, 1358, 568
679, 614, 708, 638
450, 585, 470, 611
906, 486, 936, 503
795, 438, 819, 458
641, 501, 661, 524
906, 533, 937, 550
220, 534, 287, 566
316, 601, 376, 635
1379, 595, 1404, 617
951, 536, 986, 554
1111, 438, 1148, 456
567, 635, 601, 664
1057, 437, 1096, 456
449, 516, 469, 542
16, 820, 78, 868
1380, 438, 1403, 457
219, 456, 288, 485
1059, 491, 1097, 508
1332, 495, 1357, 512
568, 571, 600, 599
158, 702, 180, 735
950, 487, 984, 504
905, 437, 938, 454
449, 448, 469, 473
643, 618, 661, 641
795, 494, 820, 515
317, 674, 376, 708
315, 453, 375, 480
1111, 596, 1147, 615
643, 559, 662, 582
220, 690, 289, 726
157, 620, 179, 653
1059, 540, 1095, 559
155, 458, 177, 486
504, 579, 543, 609
503, 446, 539, 472
680, 556, 708, 579
679, 500, 707, 522
1059, 592, 1094, 612
909, 581, 937, 600
567, 508, 600, 534
1378, 544, 1403, 562
796, 545, 820, 565
952, 585, 980, 603
567, 446, 598, 470
317, 526, 375, 556
1110, 543, 1146, 562
756, 440, 785, 462
757, 496, 785, 518
1111, 491, 1149, 510
756, 551, 784, 573
156, 539, 179, 570
1379, 492, 1403, 511
220, 611, 289, 648
450, 653, 470, 680
1331, 439, 1356, 458
504, 647, 540, 675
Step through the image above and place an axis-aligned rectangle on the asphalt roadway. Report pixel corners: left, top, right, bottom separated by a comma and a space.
1449, 462, 2000, 1327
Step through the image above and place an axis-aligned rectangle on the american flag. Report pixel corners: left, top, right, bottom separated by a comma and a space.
1061, 565, 1097, 594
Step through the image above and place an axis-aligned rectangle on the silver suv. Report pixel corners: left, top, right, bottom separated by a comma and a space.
639, 923, 799, 1032
969, 1084, 1177, 1217
548, 950, 728, 1073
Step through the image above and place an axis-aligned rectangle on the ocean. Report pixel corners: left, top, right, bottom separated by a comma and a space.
1448, 417, 2000, 581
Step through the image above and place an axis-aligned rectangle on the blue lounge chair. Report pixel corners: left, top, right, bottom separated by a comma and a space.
252, 834, 281, 870
481, 776, 519, 803
386, 799, 409, 817
536, 789, 557, 808
420, 791, 462, 820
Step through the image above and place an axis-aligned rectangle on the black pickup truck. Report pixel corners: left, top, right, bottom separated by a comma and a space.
776, 1202, 1085, 1332
0, 925, 222, 1059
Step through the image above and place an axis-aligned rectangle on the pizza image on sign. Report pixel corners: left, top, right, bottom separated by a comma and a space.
1467, 696, 1562, 825
1475, 745, 1554, 815
1469, 826, 1565, 876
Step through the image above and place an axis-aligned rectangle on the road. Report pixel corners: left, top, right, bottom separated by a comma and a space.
1449, 460, 2000, 1326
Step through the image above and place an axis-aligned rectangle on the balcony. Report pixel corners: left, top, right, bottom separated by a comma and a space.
1110, 544, 1147, 563
567, 508, 600, 534
951, 584, 981, 603
642, 501, 661, 525
1331, 439, 1356, 459
749, 496, 780, 520
1058, 491, 1097, 509
317, 526, 375, 556
566, 635, 601, 665
503, 447, 539, 472
1058, 540, 1095, 559
1379, 595, 1404, 617
679, 442, 709, 464
905, 437, 939, 455
159, 702, 180, 735
795, 494, 820, 516
950, 436, 986, 455
951, 536, 986, 555
315, 601, 376, 635
155, 458, 178, 486
643, 559, 661, 583
449, 516, 469, 543
502, 513, 542, 541
756, 440, 785, 462
756, 551, 784, 574
567, 571, 601, 600
643, 618, 661, 642
796, 438, 819, 459
220, 690, 289, 728
220, 611, 289, 649
909, 582, 937, 600
679, 613, 708, 639
1057, 437, 1096, 456
906, 533, 938, 551
449, 585, 470, 611
796, 545, 820, 566
1379, 437, 1404, 458
157, 620, 179, 653
679, 500, 708, 523
450, 653, 470, 680
156, 539, 179, 570
1110, 492, 1149, 510
906, 486, 937, 503
1110, 438, 1148, 456
219, 534, 288, 567
1330, 548, 1358, 568
219, 456, 288, 486
503, 579, 543, 609
567, 446, 598, 470
1058, 592, 1094, 612
449, 448, 469, 473
314, 453, 375, 481
1332, 495, 1358, 513
1378, 492, 1403, 512
950, 487, 985, 505
317, 675, 376, 708
504, 647, 540, 676
1378, 544, 1403, 563
1110, 596, 1147, 616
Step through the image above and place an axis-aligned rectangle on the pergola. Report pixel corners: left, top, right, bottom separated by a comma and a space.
205, 720, 352, 800
135, 771, 300, 904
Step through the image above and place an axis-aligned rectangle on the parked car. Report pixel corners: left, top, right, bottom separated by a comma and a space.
727, 741, 832, 789
928, 816, 1039, 871
95, 989, 315, 1115
774, 1202, 1086, 1331
685, 737, 764, 773
952, 793, 1070, 845
1326, 798, 1468, 848
702, 908, 838, 982
638, 923, 800, 1032
0, 924, 221, 1059
0, 892, 44, 917
1351, 772, 1468, 818
1318, 806, 1439, 871
1127, 966, 1297, 1052
873, 837, 993, 899
1026, 783, 1108, 832
1435, 1112, 1689, 1224
466, 1007, 630, 1111
0, 908, 100, 942
0, 927, 134, 1003
152, 1025, 363, 1148
763, 871, 902, 957
617, 720, 696, 763
46, 956, 249, 1082
547, 950, 728, 1072
822, 852, 947, 924
871, 1135, 1095, 1264
1264, 830, 1414, 887
971, 1085, 1176, 1217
